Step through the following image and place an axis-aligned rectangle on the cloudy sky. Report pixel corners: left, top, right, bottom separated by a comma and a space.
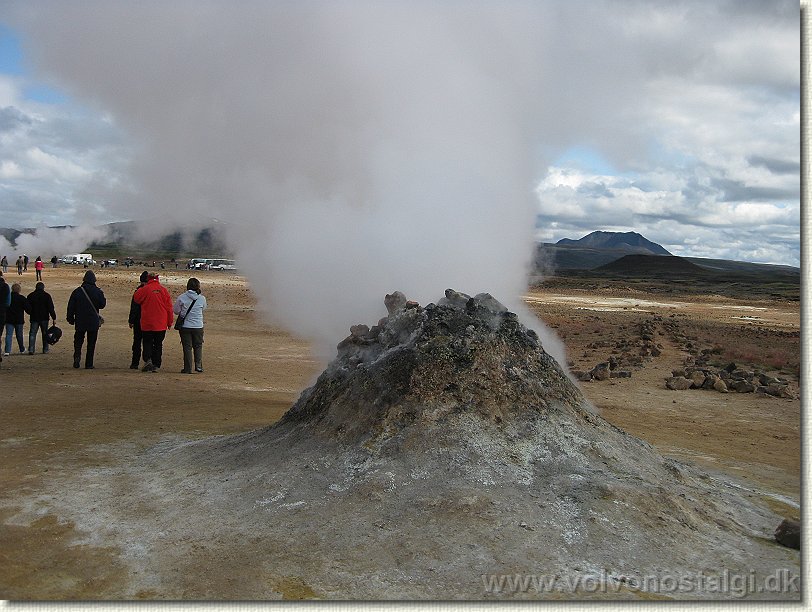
0, 0, 801, 271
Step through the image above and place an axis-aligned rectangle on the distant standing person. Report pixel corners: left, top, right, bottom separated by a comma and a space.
133, 272, 173, 373
174, 277, 207, 373
0, 272, 10, 360
27, 281, 56, 354
4, 283, 29, 355
66, 270, 106, 369
16, 256, 23, 275
128, 271, 149, 369
51, 255, 58, 268
23, 254, 28, 271
1, 256, 7, 273
34, 256, 44, 281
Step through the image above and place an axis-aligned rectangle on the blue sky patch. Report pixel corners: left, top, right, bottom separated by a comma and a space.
0, 23, 24, 75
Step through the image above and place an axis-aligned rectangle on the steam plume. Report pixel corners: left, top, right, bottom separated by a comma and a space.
9, 1, 631, 362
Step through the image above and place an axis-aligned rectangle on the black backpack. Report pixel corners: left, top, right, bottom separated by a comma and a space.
46, 325, 63, 345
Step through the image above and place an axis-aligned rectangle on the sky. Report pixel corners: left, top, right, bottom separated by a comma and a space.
0, 1, 802, 356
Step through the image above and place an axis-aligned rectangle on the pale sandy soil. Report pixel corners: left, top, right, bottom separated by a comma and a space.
0, 268, 800, 599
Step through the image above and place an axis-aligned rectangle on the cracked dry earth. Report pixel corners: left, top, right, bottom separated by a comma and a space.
0, 270, 800, 600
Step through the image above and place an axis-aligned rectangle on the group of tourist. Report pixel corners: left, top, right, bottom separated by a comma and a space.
0, 270, 206, 373
0, 273, 57, 357
0, 254, 46, 278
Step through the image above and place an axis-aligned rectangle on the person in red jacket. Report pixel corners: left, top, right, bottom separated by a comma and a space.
34, 256, 44, 281
133, 272, 173, 372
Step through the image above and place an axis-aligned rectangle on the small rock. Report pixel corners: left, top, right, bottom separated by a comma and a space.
729, 380, 755, 393
384, 291, 407, 315
666, 376, 692, 391
591, 363, 610, 381
438, 288, 471, 310
775, 519, 800, 550
689, 371, 706, 388
713, 378, 729, 393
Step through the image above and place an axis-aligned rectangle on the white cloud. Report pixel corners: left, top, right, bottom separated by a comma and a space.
25, 146, 89, 179
0, 159, 22, 178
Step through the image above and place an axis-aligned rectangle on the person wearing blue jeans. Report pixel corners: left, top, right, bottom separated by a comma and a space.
27, 281, 57, 354
4, 283, 28, 355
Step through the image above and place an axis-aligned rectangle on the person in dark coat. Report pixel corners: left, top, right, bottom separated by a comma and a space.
0, 272, 9, 360
128, 271, 149, 369
4, 283, 29, 355
27, 282, 57, 354
66, 270, 106, 369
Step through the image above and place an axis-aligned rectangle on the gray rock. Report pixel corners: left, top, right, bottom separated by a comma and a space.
689, 371, 706, 388
591, 363, 610, 381
384, 291, 407, 315
713, 378, 729, 393
775, 519, 800, 550
470, 292, 508, 314
437, 288, 471, 310
666, 376, 692, 390
729, 380, 756, 393
766, 384, 796, 399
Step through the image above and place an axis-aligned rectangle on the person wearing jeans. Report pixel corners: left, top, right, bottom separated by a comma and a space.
173, 277, 207, 373
4, 283, 29, 355
27, 282, 57, 354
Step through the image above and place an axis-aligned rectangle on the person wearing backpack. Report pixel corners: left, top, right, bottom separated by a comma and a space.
66, 270, 106, 369
27, 282, 57, 354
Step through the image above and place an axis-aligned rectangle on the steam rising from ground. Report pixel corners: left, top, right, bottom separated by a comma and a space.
0, 225, 108, 263
8, 1, 614, 361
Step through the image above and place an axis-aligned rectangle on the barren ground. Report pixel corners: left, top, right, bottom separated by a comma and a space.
0, 267, 801, 599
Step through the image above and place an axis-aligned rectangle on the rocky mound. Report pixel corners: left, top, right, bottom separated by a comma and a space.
50, 290, 799, 599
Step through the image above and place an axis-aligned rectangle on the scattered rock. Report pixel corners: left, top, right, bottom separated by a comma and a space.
591, 363, 611, 381
666, 376, 692, 391
775, 519, 801, 550
689, 371, 706, 388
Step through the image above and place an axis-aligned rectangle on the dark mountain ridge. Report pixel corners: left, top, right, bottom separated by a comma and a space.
556, 231, 672, 255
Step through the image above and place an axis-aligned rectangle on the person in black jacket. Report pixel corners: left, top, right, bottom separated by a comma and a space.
66, 270, 106, 369
0, 272, 10, 364
128, 271, 149, 369
4, 283, 29, 355
27, 282, 57, 354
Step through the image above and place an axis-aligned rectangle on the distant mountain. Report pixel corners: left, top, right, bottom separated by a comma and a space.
535, 231, 671, 272
0, 227, 24, 243
594, 254, 707, 276
556, 231, 671, 255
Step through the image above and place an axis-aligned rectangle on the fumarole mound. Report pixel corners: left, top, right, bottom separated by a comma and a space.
78, 290, 799, 599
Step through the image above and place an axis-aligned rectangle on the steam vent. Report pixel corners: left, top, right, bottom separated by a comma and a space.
156, 290, 797, 599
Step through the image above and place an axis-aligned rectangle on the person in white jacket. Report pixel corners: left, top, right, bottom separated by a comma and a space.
173, 277, 207, 374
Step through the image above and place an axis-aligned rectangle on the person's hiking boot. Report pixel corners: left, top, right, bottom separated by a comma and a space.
195, 366, 204, 373
141, 361, 154, 372
180, 369, 192, 374
130, 362, 139, 369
